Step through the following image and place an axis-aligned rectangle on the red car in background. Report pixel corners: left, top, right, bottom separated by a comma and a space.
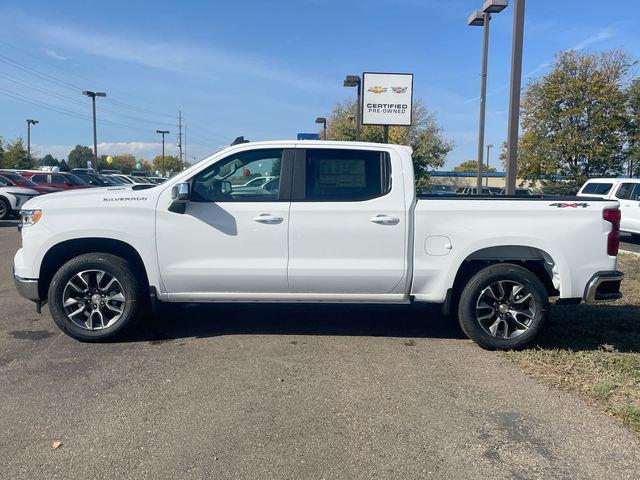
0, 171, 63, 194
21, 171, 93, 190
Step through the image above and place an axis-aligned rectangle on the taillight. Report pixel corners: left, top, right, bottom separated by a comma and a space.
603, 208, 621, 256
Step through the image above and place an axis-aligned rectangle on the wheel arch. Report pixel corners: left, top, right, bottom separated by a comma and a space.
38, 238, 150, 300
450, 245, 560, 301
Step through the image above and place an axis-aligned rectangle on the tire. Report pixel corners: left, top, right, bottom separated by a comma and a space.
457, 263, 549, 350
0, 197, 10, 220
48, 253, 143, 341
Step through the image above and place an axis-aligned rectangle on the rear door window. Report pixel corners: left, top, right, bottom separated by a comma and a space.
615, 183, 636, 200
51, 175, 66, 185
582, 182, 613, 195
301, 149, 391, 201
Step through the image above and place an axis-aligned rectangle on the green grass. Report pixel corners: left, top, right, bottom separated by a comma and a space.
502, 253, 640, 434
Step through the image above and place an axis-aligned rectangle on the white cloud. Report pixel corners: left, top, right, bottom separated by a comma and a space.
32, 141, 215, 162
570, 27, 617, 51
43, 48, 68, 61
25, 16, 328, 92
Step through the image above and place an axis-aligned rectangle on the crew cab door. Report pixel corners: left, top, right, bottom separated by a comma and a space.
287, 147, 407, 295
614, 182, 640, 234
156, 148, 292, 297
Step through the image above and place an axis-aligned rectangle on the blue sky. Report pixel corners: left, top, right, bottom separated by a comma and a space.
0, 0, 638, 168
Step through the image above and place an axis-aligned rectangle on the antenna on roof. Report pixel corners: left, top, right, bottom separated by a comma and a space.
231, 136, 250, 146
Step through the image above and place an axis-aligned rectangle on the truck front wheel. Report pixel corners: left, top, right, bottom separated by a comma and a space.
457, 263, 549, 350
48, 253, 142, 341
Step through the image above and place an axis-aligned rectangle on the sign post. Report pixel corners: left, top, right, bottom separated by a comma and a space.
361, 72, 413, 143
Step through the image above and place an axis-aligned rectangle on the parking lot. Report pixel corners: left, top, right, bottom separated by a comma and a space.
1, 223, 640, 479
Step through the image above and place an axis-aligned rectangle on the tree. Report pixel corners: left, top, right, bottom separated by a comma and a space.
516, 50, 632, 185
152, 155, 182, 174
627, 78, 640, 177
453, 160, 497, 172
0, 137, 5, 168
109, 153, 136, 174
59, 159, 70, 172
3, 137, 32, 169
40, 154, 59, 167
67, 145, 95, 170
325, 99, 453, 187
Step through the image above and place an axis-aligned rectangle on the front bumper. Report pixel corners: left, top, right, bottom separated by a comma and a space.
583, 271, 624, 304
13, 268, 40, 302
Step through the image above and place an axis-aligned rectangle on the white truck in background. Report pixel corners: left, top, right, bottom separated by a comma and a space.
14, 140, 624, 349
578, 178, 640, 237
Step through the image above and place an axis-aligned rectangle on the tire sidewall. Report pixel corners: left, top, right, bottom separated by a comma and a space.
458, 264, 549, 350
0, 198, 10, 220
48, 253, 141, 341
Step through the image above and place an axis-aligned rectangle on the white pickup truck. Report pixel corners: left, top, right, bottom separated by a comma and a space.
578, 178, 640, 237
13, 140, 624, 349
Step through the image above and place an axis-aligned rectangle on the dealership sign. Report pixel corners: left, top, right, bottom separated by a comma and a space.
361, 72, 413, 126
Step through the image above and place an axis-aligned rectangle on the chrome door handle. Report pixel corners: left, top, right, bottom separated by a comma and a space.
253, 214, 283, 224
369, 215, 400, 225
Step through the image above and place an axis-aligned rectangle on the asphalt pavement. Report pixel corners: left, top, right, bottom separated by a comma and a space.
1, 222, 639, 479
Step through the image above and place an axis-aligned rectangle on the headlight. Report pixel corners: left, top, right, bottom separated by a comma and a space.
20, 209, 42, 227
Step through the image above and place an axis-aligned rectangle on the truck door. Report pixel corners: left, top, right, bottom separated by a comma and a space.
614, 182, 640, 234
156, 148, 292, 296
287, 147, 407, 295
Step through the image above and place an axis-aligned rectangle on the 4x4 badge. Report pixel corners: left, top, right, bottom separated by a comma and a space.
549, 202, 588, 208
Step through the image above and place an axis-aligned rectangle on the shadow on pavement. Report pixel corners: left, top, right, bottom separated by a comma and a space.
128, 302, 465, 343
531, 303, 640, 353
0, 220, 19, 228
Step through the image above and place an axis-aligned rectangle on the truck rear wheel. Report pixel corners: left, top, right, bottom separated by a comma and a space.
457, 263, 549, 350
48, 253, 142, 341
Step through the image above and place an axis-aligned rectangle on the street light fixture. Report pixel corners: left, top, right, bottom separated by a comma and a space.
343, 75, 361, 141
156, 130, 170, 174
82, 90, 107, 165
468, 0, 507, 194
26, 119, 39, 160
315, 117, 327, 140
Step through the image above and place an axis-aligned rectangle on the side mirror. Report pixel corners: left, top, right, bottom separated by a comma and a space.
169, 182, 190, 214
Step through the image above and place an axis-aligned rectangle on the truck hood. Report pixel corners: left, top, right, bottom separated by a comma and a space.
21, 184, 156, 210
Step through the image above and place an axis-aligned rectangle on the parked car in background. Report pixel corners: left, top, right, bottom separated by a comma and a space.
428, 184, 457, 196
147, 177, 167, 184
239, 176, 276, 188
578, 178, 640, 237
498, 188, 533, 196
457, 186, 494, 195
0, 185, 39, 220
73, 172, 118, 187
22, 172, 92, 190
101, 169, 122, 175
103, 174, 150, 186
488, 186, 502, 195
0, 171, 62, 195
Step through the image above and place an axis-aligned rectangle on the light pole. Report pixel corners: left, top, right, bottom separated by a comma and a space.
315, 117, 327, 140
26, 119, 39, 160
156, 130, 170, 175
82, 90, 107, 165
505, 0, 525, 195
468, 0, 508, 195
343, 75, 361, 141
485, 144, 493, 186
